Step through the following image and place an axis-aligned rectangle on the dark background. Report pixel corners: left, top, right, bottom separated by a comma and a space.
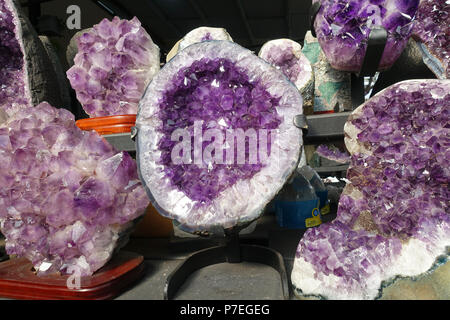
20, 0, 314, 118
20, 0, 435, 118
24, 0, 313, 61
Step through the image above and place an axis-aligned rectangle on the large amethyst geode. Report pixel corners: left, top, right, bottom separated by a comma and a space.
0, 0, 63, 111
412, 0, 449, 79
313, 0, 419, 73
136, 41, 303, 233
0, 102, 149, 276
66, 16, 160, 117
292, 80, 449, 299
0, 0, 29, 109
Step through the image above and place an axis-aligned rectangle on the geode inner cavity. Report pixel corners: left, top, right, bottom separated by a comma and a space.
0, 0, 31, 110
412, 0, 449, 79
292, 79, 449, 300
136, 41, 303, 233
313, 0, 419, 73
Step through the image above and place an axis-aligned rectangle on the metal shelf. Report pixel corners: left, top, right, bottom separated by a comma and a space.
304, 112, 350, 139
103, 112, 351, 152
103, 133, 135, 152
314, 164, 349, 173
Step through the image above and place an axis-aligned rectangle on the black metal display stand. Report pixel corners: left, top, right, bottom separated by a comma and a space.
164, 226, 290, 300
163, 116, 310, 300
351, 27, 388, 108
309, 3, 388, 109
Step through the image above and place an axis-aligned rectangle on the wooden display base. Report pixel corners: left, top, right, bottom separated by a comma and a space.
0, 251, 144, 300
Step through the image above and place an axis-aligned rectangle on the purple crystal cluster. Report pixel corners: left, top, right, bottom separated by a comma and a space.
316, 144, 350, 163
292, 80, 449, 299
313, 0, 419, 72
0, 0, 30, 110
259, 39, 314, 93
298, 218, 402, 282
201, 33, 213, 41
260, 41, 302, 82
0, 102, 149, 276
137, 40, 303, 232
157, 58, 282, 204
67, 16, 160, 117
412, 0, 449, 79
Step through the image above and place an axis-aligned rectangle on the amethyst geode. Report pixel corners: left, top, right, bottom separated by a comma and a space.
412, 0, 449, 79
313, 0, 419, 72
136, 41, 303, 233
0, 103, 149, 276
0, 0, 29, 109
259, 39, 315, 114
0, 0, 63, 110
66, 16, 160, 117
292, 80, 449, 299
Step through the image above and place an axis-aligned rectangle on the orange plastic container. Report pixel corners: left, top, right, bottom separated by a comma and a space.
76, 114, 136, 135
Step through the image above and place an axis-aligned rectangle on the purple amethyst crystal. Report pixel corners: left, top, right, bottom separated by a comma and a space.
66, 16, 160, 117
0, 0, 32, 110
179, 27, 233, 51
136, 41, 303, 233
292, 80, 450, 299
316, 144, 350, 163
259, 39, 315, 114
0, 0, 65, 110
412, 0, 449, 79
313, 0, 419, 72
0, 102, 149, 276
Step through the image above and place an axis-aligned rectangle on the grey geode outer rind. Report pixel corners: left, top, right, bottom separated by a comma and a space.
136, 40, 303, 234
166, 27, 233, 63
66, 28, 92, 68
292, 79, 449, 300
0, 0, 62, 110
39, 36, 72, 108
412, 0, 449, 79
11, 0, 63, 107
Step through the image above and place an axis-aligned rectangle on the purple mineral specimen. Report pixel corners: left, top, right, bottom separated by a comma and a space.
66, 16, 160, 117
0, 102, 149, 276
313, 0, 419, 72
292, 79, 450, 299
0, 0, 31, 110
316, 144, 350, 163
259, 39, 315, 113
412, 0, 449, 79
136, 41, 303, 233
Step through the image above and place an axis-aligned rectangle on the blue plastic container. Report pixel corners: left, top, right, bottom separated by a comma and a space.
275, 198, 321, 229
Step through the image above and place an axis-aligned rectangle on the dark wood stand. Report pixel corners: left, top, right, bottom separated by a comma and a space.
0, 251, 144, 300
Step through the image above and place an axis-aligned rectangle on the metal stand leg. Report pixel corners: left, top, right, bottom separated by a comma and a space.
351, 73, 366, 109
164, 227, 289, 300
351, 27, 388, 108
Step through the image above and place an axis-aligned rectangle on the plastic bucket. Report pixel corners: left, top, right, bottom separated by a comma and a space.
316, 190, 330, 215
275, 198, 321, 229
